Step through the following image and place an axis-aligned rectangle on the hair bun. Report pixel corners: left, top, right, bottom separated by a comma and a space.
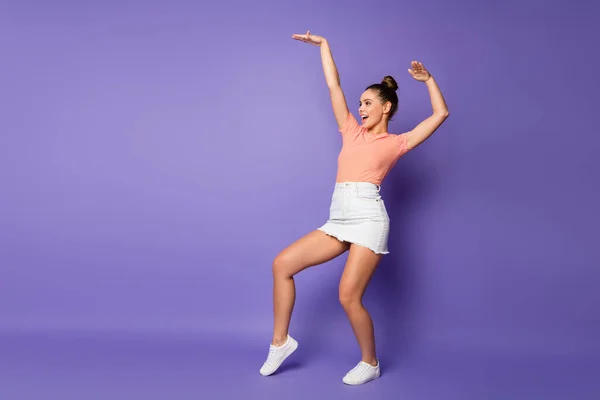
381, 76, 398, 91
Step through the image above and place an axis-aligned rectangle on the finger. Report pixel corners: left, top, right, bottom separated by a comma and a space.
408, 68, 414, 76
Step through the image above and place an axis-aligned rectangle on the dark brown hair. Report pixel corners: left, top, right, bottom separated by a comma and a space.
366, 76, 399, 120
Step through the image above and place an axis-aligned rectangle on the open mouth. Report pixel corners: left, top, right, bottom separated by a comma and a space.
361, 115, 369, 122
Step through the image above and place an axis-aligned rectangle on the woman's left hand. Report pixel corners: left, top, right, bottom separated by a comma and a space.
408, 61, 431, 82
292, 30, 324, 46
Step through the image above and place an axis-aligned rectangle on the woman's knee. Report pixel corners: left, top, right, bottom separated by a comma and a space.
272, 251, 297, 279
338, 284, 361, 310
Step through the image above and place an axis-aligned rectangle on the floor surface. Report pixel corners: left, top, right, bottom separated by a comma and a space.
1, 330, 598, 399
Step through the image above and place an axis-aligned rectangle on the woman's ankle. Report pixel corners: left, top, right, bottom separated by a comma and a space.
271, 334, 289, 347
361, 357, 378, 367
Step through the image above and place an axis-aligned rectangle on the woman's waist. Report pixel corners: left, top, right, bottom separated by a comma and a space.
334, 181, 381, 191
332, 181, 382, 200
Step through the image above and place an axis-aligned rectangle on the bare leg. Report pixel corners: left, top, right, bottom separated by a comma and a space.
272, 230, 349, 345
338, 244, 382, 365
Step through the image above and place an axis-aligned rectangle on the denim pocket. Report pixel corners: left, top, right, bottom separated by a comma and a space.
356, 190, 381, 202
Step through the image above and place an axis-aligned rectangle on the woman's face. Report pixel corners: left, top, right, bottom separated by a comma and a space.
358, 89, 390, 129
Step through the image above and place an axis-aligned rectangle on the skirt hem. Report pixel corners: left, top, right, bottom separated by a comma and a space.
318, 226, 390, 255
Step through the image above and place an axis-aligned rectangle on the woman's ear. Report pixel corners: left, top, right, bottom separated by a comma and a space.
383, 101, 392, 114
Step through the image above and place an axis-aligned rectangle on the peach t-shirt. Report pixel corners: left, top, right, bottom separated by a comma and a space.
336, 112, 410, 186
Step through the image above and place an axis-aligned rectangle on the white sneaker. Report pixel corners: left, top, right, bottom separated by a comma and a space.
259, 335, 298, 376
342, 360, 381, 385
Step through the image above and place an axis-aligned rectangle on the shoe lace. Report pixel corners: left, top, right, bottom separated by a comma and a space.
264, 346, 277, 365
350, 362, 370, 376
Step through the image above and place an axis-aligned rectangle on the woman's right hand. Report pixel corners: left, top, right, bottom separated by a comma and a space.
292, 30, 324, 46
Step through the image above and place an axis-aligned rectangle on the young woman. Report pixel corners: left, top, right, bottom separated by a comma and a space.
259, 30, 449, 385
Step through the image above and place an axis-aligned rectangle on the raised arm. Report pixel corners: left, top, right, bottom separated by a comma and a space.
405, 61, 449, 150
292, 31, 350, 130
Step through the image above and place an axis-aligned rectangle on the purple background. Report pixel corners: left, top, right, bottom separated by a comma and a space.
1, 0, 599, 398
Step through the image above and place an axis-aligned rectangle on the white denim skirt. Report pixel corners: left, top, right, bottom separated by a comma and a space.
318, 182, 390, 255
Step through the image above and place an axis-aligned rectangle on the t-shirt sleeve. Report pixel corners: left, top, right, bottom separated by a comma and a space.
396, 133, 410, 157
339, 112, 361, 138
